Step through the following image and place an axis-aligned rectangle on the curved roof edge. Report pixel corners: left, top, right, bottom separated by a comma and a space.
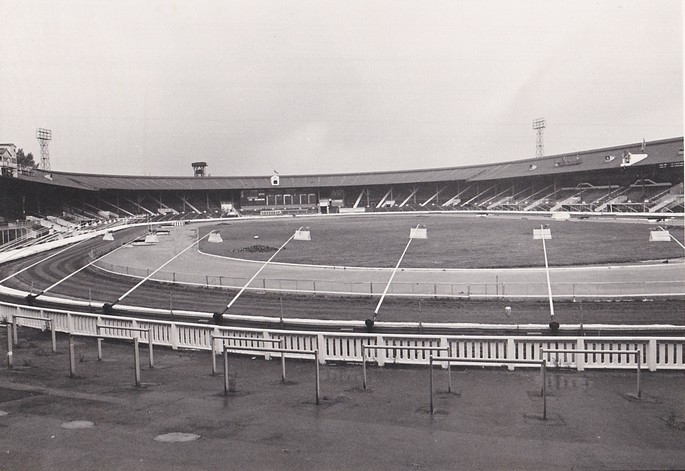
12, 136, 684, 192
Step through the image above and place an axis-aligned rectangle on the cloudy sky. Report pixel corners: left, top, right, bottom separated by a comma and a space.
0, 0, 682, 176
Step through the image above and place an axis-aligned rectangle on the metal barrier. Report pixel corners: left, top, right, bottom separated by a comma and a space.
69, 333, 145, 387
97, 323, 154, 368
542, 348, 641, 398
10, 314, 56, 353
428, 356, 547, 418
219, 344, 320, 404
210, 335, 283, 378
362, 344, 449, 390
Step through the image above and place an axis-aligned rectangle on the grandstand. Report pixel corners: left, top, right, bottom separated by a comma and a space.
0, 137, 682, 238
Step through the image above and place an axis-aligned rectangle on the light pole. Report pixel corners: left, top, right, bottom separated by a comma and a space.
366, 225, 427, 330
533, 225, 559, 333
214, 227, 311, 323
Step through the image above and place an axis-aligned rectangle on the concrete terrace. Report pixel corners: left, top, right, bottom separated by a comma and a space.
1, 328, 684, 471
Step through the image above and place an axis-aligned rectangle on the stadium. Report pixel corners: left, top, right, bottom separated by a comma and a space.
1, 134, 683, 333
2, 135, 685, 469
1, 1, 684, 467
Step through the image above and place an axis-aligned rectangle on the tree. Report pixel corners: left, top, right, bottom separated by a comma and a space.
16, 148, 36, 167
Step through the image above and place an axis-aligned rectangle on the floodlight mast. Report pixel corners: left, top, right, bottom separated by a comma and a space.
532, 118, 546, 158
36, 128, 52, 171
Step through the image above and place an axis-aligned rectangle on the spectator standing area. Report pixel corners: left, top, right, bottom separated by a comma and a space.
1, 329, 684, 470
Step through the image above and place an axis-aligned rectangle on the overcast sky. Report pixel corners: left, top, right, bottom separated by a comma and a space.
0, 0, 682, 177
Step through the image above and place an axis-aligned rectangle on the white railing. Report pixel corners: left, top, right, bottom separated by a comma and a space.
92, 260, 685, 299
2, 300, 684, 371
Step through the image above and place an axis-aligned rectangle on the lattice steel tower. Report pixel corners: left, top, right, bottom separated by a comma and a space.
532, 118, 546, 157
36, 128, 52, 170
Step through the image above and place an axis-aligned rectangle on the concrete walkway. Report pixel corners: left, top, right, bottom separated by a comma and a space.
1, 329, 684, 470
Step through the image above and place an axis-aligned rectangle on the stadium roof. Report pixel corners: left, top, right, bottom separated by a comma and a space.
11, 137, 684, 192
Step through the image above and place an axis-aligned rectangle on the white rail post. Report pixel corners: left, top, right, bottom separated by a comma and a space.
377, 336, 386, 367
170, 323, 179, 350
506, 338, 516, 369
148, 327, 154, 368
576, 338, 585, 371
317, 334, 326, 364
12, 318, 17, 346
133, 337, 141, 387
263, 331, 271, 361
648, 339, 657, 371
6, 324, 12, 369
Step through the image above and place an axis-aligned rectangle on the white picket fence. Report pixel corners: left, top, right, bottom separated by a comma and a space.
1, 301, 684, 371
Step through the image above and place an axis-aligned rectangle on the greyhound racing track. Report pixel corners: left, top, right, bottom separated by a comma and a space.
0, 226, 683, 328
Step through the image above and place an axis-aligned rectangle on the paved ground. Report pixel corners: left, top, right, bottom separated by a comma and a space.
1, 329, 684, 470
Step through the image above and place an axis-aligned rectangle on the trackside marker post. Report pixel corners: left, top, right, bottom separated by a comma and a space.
533, 225, 557, 331
217, 228, 311, 320
372, 225, 427, 323
106, 231, 214, 311
27, 233, 140, 305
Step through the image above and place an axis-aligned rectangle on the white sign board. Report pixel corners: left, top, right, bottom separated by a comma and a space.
294, 229, 311, 241
208, 231, 223, 243
551, 212, 571, 221
533, 228, 552, 240
410, 227, 427, 239
649, 230, 671, 242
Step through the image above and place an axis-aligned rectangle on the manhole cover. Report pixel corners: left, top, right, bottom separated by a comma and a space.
154, 432, 201, 443
61, 420, 95, 429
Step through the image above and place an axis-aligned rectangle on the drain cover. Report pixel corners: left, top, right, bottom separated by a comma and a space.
61, 420, 94, 429
154, 432, 201, 443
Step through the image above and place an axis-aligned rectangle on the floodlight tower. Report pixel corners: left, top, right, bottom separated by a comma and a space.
532, 118, 546, 158
36, 128, 52, 170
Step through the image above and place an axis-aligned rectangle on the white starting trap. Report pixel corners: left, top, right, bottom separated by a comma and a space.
649, 230, 671, 242
294, 227, 311, 241
410, 226, 427, 239
533, 227, 552, 240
